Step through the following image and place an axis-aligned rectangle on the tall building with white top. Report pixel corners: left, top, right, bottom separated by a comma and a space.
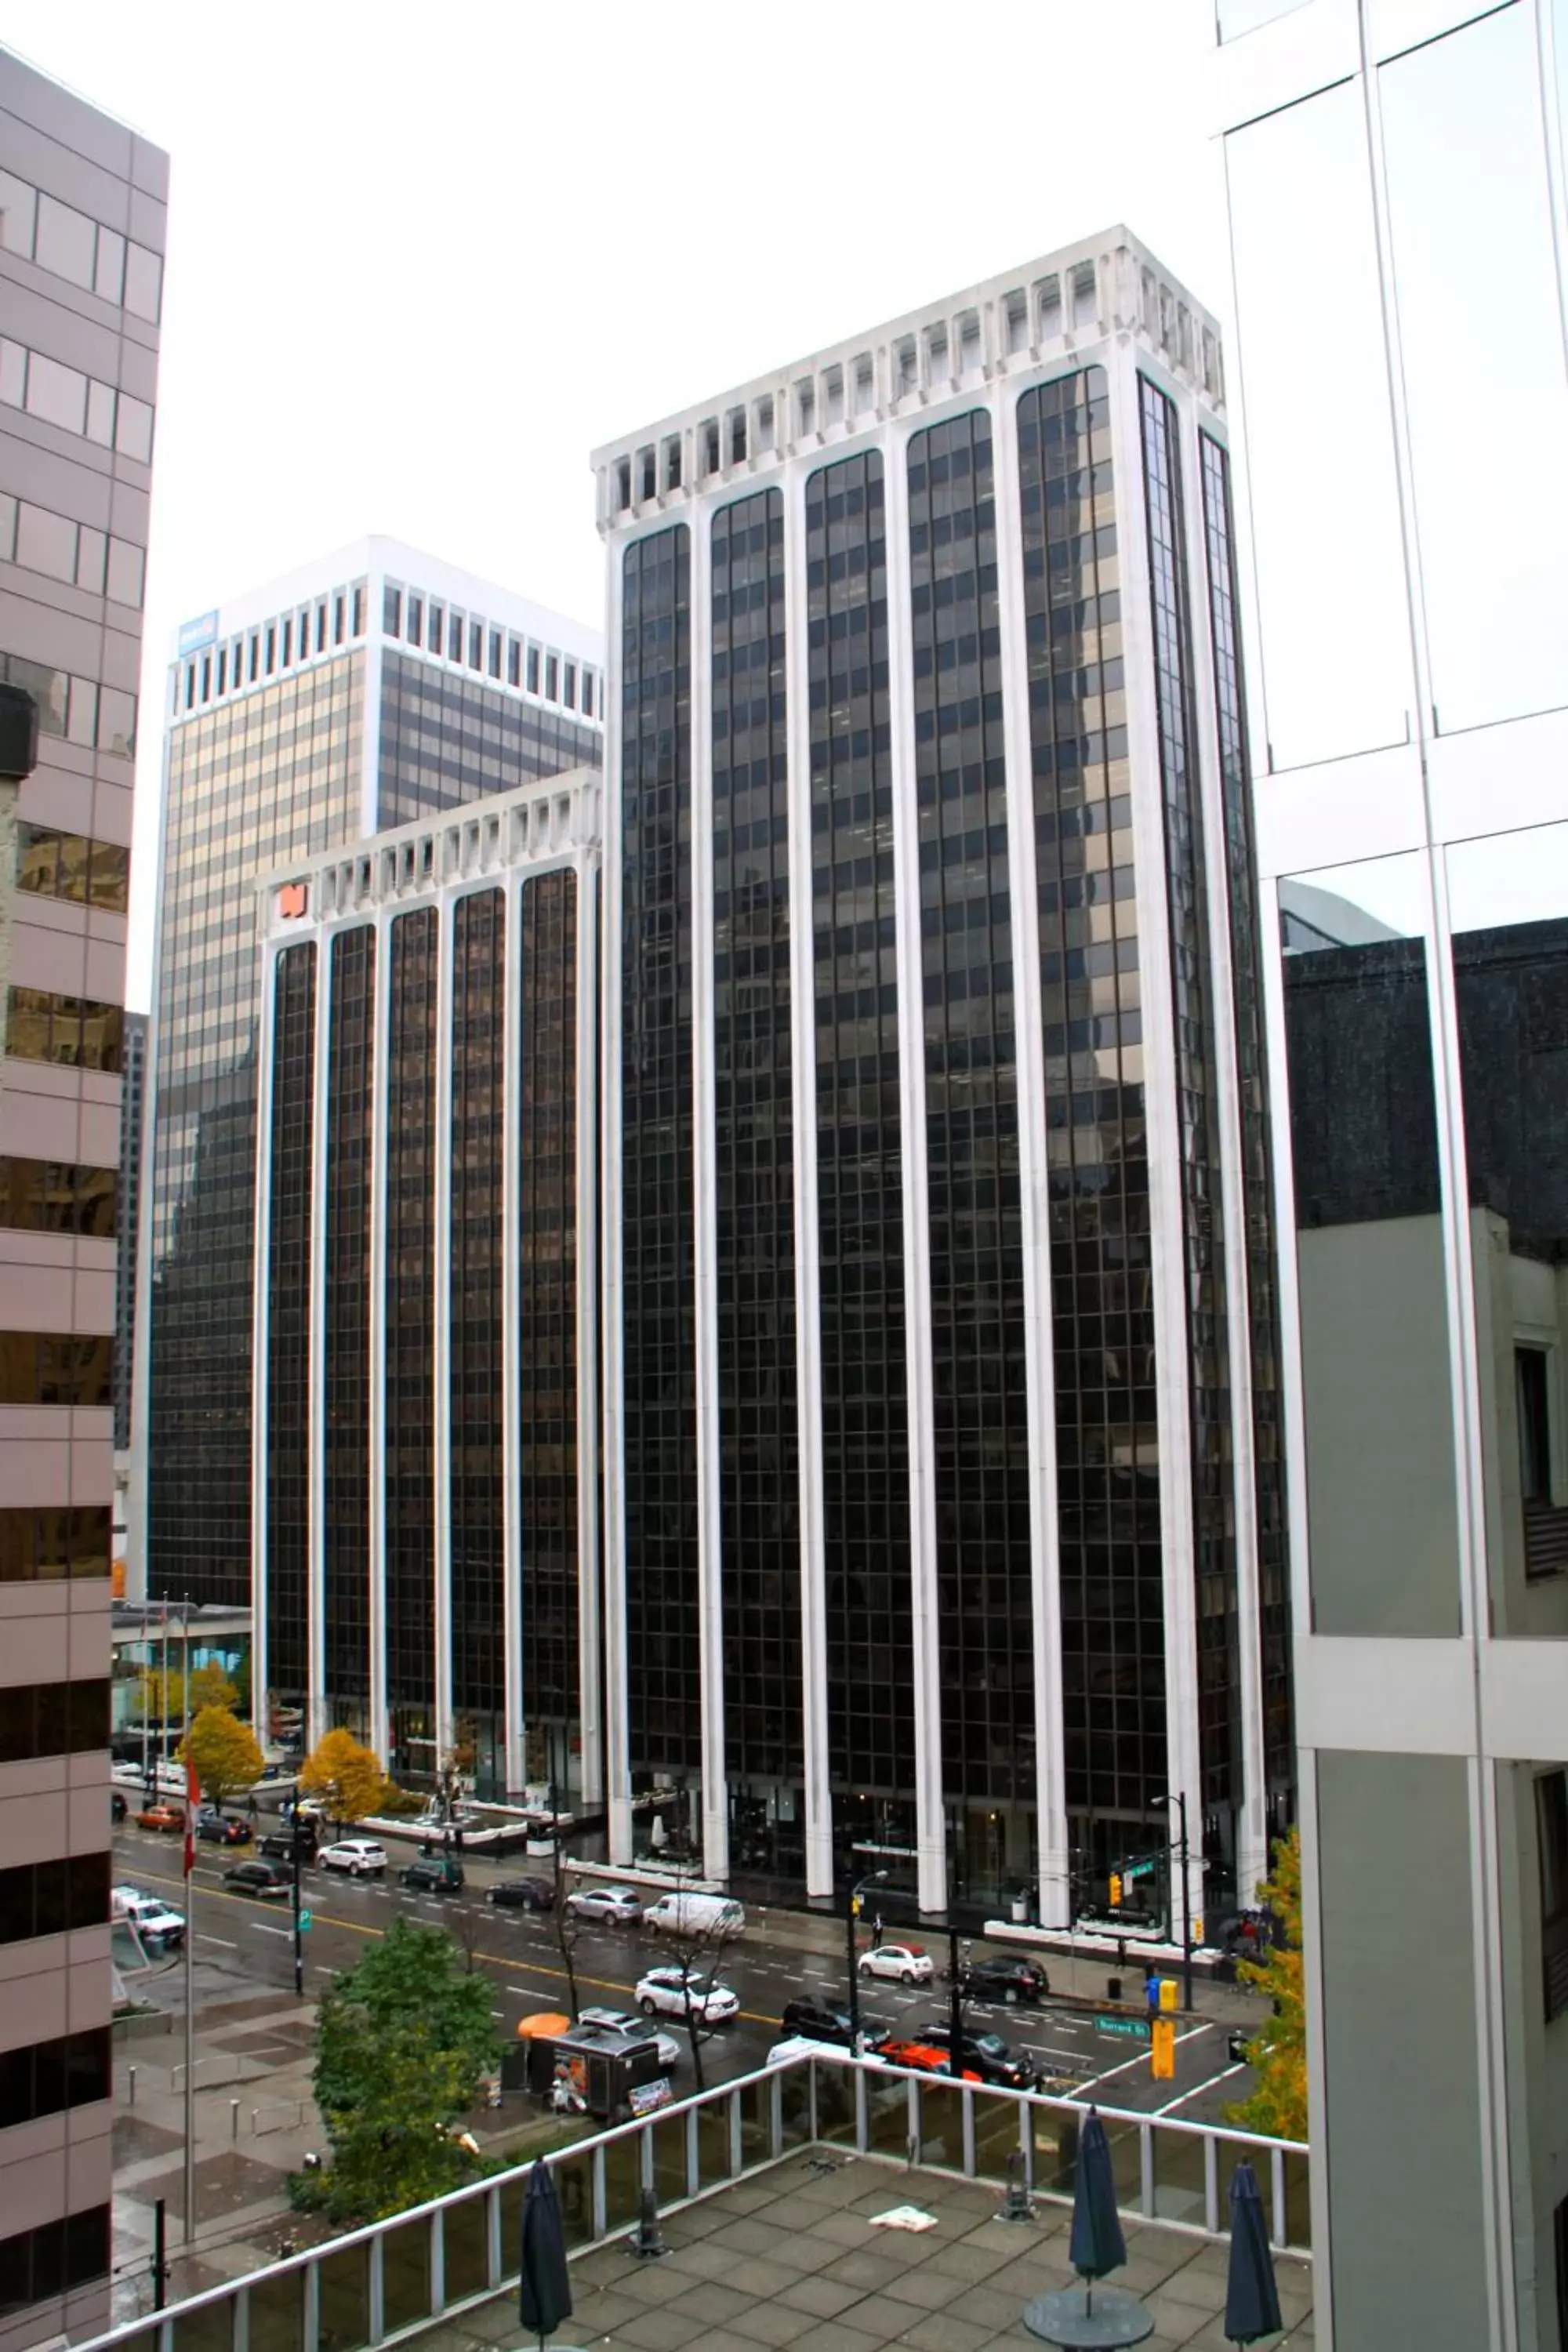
135, 538, 602, 1617
593, 230, 1289, 1923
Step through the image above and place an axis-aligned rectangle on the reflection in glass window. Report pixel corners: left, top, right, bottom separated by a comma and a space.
1379, 6, 1568, 732
1226, 81, 1413, 766
25, 351, 87, 436
123, 241, 162, 323
34, 194, 95, 289
0, 171, 35, 256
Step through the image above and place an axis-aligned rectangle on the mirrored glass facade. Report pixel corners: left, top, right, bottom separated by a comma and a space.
324, 926, 374, 1730
264, 944, 315, 1711
386, 908, 437, 1778
450, 888, 506, 1789
598, 234, 1283, 1918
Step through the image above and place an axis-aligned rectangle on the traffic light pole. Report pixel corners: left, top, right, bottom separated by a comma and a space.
845, 1868, 888, 2049
292, 1809, 304, 1999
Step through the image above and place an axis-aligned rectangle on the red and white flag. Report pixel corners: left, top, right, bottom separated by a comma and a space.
183, 1753, 199, 1877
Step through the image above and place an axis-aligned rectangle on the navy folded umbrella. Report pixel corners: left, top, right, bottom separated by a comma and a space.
1068, 2107, 1127, 2304
1225, 2160, 1283, 2346
519, 2158, 573, 2348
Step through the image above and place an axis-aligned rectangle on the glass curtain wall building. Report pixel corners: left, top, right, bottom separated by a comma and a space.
133, 538, 602, 1653
0, 45, 165, 2352
593, 232, 1289, 1922
249, 772, 601, 1804
1215, 5, 1568, 2346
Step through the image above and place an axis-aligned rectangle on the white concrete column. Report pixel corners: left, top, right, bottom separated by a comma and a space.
689, 510, 730, 1885
782, 459, 833, 1899
575, 840, 605, 1809
601, 552, 633, 1867
1178, 409, 1268, 1909
367, 909, 392, 1768
432, 890, 456, 1762
883, 419, 947, 1918
989, 384, 1072, 1929
306, 926, 332, 1751
1109, 354, 1203, 1923
249, 935, 281, 1745
502, 869, 526, 1798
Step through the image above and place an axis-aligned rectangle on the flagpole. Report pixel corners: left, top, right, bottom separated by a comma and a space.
182, 1596, 196, 2245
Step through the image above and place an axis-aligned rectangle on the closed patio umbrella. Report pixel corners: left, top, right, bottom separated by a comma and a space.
1069, 2107, 1127, 2304
518, 2157, 572, 2348
1225, 2161, 1283, 2347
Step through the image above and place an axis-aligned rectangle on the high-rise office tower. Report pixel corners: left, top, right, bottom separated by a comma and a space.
0, 45, 165, 2351
249, 768, 601, 1797
1215, 5, 1568, 2345
112, 1005, 144, 1454
135, 540, 603, 1610
593, 231, 1289, 1921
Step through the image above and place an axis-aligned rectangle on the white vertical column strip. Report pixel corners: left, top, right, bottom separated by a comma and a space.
367, 906, 392, 1767
689, 509, 729, 1884
884, 419, 946, 1918
1112, 355, 1203, 1900
249, 928, 281, 1745
127, 728, 177, 1606
1180, 410, 1267, 1911
575, 821, 605, 1810
990, 383, 1070, 1930
601, 551, 633, 1866
432, 884, 456, 1762
782, 460, 832, 1899
306, 924, 333, 1751
501, 866, 526, 1798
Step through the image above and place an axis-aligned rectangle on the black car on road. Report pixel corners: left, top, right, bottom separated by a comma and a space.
259, 1821, 319, 1861
913, 2022, 1038, 2089
223, 1860, 291, 1900
779, 1999, 890, 2049
400, 1857, 464, 1895
487, 1877, 554, 1911
197, 1810, 252, 1846
957, 1957, 1050, 2006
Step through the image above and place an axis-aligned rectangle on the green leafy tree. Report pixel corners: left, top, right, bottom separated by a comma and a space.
1226, 1827, 1307, 2142
310, 1918, 500, 2220
299, 1728, 389, 1829
179, 1707, 263, 1812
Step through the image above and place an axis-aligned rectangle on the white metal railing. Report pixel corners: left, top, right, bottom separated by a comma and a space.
75, 2048, 1308, 2352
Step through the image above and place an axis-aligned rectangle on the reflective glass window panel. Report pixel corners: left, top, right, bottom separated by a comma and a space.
114, 394, 153, 463
0, 172, 35, 256
34, 194, 94, 289
25, 353, 87, 436
123, 242, 161, 322
93, 226, 124, 304
14, 503, 75, 583
106, 536, 143, 608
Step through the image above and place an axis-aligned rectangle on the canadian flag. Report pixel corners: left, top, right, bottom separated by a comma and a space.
183, 1753, 199, 1877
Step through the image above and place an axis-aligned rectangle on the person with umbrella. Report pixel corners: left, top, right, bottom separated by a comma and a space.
518, 2157, 573, 2350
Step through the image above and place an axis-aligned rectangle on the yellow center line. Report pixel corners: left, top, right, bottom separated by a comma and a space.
124, 1862, 780, 2024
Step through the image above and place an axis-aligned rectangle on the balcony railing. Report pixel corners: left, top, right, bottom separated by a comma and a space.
76, 2048, 1309, 2352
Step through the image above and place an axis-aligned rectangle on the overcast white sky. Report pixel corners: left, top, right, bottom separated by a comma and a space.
0, 0, 1225, 1008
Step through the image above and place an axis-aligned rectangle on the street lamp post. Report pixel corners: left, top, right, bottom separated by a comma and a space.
846, 1867, 888, 2049
1153, 1791, 1194, 2014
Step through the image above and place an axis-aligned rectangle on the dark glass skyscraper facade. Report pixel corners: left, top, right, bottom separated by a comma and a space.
139, 540, 602, 1715
252, 771, 601, 1796
597, 236, 1285, 1919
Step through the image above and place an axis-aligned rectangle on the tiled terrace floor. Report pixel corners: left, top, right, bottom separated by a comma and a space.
420, 2147, 1314, 2352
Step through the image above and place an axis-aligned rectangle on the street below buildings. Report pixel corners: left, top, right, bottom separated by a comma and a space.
113, 1821, 1261, 2124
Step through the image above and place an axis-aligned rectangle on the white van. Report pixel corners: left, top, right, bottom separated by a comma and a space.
643, 1891, 746, 1940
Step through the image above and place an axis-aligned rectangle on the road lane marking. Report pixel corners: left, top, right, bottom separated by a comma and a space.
197, 1934, 238, 1949
1153, 2062, 1247, 2115
252, 1923, 292, 1937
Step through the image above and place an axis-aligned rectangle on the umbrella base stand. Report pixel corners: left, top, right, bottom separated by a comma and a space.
1023, 2285, 1155, 2348
626, 2190, 670, 2263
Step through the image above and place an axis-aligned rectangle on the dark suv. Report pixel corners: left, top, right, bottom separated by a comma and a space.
259, 1821, 319, 1861
912, 2023, 1038, 2090
957, 1957, 1050, 2006
487, 1877, 554, 1911
400, 1856, 464, 1895
779, 1999, 885, 2049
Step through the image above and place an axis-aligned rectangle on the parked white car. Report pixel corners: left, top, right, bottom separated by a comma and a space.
857, 1941, 935, 1986
317, 1840, 387, 1878
643, 1892, 746, 1939
575, 2006, 682, 2070
111, 1886, 187, 1945
564, 1884, 643, 1926
635, 1967, 739, 2025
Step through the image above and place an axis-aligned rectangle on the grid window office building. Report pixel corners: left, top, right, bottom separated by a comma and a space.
593, 230, 1289, 1923
0, 45, 164, 2352
134, 538, 601, 1628
250, 771, 601, 1804
1216, 4, 1568, 2346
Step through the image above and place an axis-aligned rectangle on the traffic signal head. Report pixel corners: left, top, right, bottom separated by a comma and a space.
1109, 1873, 1122, 1907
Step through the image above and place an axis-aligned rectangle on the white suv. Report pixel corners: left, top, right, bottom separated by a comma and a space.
317, 1840, 387, 1878
635, 1967, 739, 2025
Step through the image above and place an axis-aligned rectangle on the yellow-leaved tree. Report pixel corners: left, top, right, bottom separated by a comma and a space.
187, 1661, 239, 1714
1226, 1825, 1307, 2142
299, 1730, 389, 1830
180, 1706, 264, 1813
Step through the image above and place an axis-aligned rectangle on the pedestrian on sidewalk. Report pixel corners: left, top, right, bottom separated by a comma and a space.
1145, 1965, 1162, 2018
871, 1913, 884, 1951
